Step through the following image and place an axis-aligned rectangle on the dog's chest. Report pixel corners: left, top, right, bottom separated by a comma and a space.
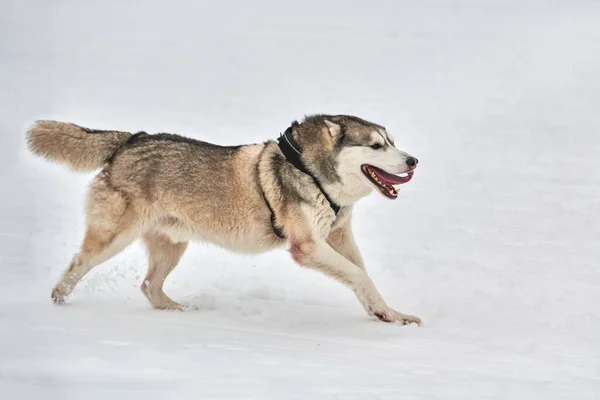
300, 202, 338, 239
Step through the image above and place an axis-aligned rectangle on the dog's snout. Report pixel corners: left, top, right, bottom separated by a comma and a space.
406, 157, 418, 167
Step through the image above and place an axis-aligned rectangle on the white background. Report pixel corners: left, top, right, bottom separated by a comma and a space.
1, 1, 599, 399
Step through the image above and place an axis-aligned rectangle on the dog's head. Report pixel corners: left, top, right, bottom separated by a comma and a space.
290, 115, 418, 202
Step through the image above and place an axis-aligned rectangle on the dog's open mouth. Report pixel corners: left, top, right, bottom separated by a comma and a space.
361, 165, 413, 199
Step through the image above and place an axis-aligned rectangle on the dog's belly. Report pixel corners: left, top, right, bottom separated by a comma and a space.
154, 216, 284, 254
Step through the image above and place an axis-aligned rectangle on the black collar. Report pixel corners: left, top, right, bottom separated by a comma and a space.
277, 127, 340, 215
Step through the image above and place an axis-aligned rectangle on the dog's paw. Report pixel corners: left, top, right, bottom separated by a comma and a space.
153, 300, 187, 312
51, 287, 67, 304
371, 306, 421, 325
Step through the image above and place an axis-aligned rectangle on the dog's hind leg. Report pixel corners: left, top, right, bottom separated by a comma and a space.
140, 232, 188, 311
51, 226, 137, 303
51, 173, 137, 304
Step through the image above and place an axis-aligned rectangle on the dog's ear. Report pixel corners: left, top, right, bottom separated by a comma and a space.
324, 120, 342, 139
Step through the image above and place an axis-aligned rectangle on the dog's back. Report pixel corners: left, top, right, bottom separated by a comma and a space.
30, 121, 279, 249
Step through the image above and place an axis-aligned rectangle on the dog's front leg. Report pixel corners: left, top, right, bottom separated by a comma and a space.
290, 239, 421, 325
327, 223, 365, 270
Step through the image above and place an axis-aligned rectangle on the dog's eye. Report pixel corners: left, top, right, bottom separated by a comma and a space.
370, 143, 383, 150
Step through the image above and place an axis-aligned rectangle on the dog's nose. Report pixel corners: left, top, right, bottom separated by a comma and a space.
406, 157, 418, 167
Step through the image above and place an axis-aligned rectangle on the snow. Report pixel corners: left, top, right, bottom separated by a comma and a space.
1, 0, 600, 398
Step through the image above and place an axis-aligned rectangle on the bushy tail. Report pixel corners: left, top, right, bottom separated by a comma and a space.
27, 121, 132, 171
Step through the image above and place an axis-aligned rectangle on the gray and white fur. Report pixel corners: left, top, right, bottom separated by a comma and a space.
27, 114, 420, 324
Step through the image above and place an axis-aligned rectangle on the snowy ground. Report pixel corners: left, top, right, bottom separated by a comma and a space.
1, 1, 600, 398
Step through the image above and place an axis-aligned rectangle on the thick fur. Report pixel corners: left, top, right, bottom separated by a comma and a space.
27, 121, 132, 171
28, 115, 421, 325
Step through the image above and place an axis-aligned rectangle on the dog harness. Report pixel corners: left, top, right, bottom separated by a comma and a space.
259, 127, 341, 239
277, 127, 341, 216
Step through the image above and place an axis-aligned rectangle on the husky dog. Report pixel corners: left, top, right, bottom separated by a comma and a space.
27, 115, 421, 324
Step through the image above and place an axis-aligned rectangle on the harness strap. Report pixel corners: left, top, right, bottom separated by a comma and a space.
259, 126, 341, 239
256, 159, 286, 239
277, 127, 340, 215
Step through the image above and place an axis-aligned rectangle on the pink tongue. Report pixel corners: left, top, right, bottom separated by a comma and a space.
371, 166, 413, 185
